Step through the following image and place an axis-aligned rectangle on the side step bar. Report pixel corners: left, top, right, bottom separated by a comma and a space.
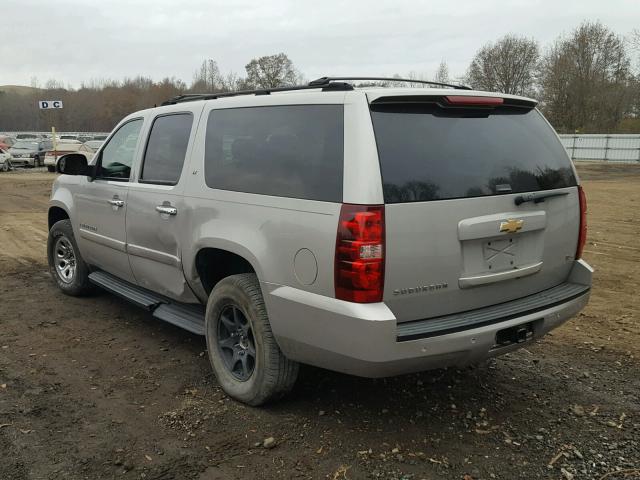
89, 271, 205, 335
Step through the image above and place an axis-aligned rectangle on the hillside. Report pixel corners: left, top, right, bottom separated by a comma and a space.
0, 85, 40, 95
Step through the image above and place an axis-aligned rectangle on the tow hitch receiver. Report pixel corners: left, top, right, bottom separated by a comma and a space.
495, 322, 534, 348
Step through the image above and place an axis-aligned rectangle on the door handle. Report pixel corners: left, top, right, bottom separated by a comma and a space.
108, 199, 125, 207
155, 205, 177, 216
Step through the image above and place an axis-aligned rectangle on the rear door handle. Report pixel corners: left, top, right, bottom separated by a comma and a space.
108, 199, 125, 207
155, 205, 177, 216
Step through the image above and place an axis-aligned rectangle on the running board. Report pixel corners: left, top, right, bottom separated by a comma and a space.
88, 271, 205, 335
153, 303, 205, 336
89, 271, 164, 310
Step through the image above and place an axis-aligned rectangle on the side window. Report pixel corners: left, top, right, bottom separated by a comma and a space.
97, 119, 143, 180
140, 113, 193, 185
204, 105, 344, 202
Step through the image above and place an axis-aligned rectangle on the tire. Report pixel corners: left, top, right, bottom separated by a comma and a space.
205, 273, 299, 406
1, 162, 8, 172
47, 219, 94, 296
47, 165, 55, 172
33, 156, 39, 168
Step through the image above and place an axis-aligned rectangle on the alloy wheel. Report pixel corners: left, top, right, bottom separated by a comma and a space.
54, 236, 76, 283
216, 305, 256, 381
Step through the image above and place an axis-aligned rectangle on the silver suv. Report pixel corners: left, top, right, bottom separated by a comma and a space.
47, 77, 592, 405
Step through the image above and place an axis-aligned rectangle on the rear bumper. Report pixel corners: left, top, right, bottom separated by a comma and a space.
264, 259, 593, 377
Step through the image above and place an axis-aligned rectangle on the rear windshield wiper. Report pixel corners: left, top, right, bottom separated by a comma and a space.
514, 191, 569, 206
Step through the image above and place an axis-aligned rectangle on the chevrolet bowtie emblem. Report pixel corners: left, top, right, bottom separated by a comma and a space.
500, 218, 524, 233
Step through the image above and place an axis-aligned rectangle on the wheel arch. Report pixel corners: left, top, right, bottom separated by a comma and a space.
191, 243, 263, 297
48, 205, 70, 230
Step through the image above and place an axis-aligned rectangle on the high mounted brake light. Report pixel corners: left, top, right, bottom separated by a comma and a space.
444, 96, 504, 106
576, 186, 587, 259
335, 204, 385, 303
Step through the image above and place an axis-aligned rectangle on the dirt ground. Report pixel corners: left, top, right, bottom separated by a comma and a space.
0, 164, 638, 480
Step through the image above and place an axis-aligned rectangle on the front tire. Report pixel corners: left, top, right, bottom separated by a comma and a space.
205, 274, 299, 406
47, 219, 93, 296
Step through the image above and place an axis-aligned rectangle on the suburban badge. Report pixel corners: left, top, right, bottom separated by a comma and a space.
393, 283, 448, 296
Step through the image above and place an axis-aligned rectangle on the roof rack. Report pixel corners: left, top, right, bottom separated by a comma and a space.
161, 81, 354, 105
309, 76, 472, 90
162, 76, 471, 105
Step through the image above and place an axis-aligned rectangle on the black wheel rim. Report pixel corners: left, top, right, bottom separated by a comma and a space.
216, 305, 256, 381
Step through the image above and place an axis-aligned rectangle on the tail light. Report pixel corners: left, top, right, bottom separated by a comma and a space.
576, 186, 587, 259
335, 204, 385, 303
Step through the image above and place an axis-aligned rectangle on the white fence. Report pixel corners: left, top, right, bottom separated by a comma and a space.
559, 134, 640, 163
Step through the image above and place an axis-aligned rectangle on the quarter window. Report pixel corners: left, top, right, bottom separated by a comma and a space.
204, 105, 344, 202
140, 113, 193, 184
97, 119, 143, 180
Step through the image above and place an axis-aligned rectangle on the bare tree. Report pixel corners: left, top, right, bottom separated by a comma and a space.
433, 61, 449, 86
245, 53, 300, 89
539, 21, 633, 132
192, 59, 224, 92
630, 29, 640, 57
466, 34, 539, 95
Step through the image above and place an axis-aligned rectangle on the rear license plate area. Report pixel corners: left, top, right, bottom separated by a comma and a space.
484, 237, 518, 271
494, 322, 534, 348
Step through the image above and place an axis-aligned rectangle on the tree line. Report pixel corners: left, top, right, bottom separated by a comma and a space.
0, 21, 638, 134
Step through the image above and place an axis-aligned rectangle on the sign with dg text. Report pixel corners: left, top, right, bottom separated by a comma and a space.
39, 100, 63, 109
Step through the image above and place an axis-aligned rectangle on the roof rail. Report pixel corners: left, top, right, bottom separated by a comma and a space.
161, 76, 471, 105
161, 81, 354, 105
309, 76, 472, 90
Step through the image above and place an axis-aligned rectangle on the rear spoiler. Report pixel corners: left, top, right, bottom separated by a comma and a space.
370, 95, 537, 109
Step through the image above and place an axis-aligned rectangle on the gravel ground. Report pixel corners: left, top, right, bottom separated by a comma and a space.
0, 163, 638, 480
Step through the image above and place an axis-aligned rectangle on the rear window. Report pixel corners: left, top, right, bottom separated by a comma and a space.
370, 101, 577, 203
204, 105, 343, 202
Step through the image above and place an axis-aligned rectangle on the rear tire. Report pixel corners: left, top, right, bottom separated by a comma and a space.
205, 274, 299, 406
33, 156, 40, 168
47, 165, 55, 172
47, 219, 94, 296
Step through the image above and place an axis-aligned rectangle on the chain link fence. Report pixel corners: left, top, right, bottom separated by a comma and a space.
559, 134, 640, 163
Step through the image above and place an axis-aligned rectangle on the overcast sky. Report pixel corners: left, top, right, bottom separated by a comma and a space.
2, 0, 639, 88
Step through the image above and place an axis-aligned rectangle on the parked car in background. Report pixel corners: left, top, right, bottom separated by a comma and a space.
59, 135, 78, 141
92, 134, 108, 141
9, 140, 52, 167
0, 135, 15, 151
15, 133, 40, 140
44, 141, 95, 172
83, 140, 104, 151
77, 135, 93, 143
0, 147, 13, 172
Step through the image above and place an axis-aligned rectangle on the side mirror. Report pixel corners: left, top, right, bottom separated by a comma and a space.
57, 153, 91, 176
